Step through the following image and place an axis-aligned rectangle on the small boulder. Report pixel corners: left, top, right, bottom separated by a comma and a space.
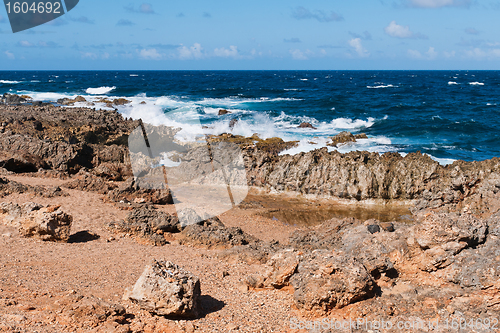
74, 96, 87, 102
328, 131, 368, 147
113, 98, 132, 106
367, 224, 380, 234
298, 122, 317, 129
218, 109, 231, 116
19, 206, 73, 242
124, 260, 201, 318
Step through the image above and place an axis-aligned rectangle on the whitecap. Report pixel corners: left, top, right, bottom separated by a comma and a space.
469, 82, 484, 86
130, 74, 139, 77
0, 80, 21, 84
367, 84, 397, 89
448, 81, 459, 85
86, 86, 116, 94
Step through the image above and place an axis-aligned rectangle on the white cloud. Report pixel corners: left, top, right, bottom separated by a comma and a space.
290, 49, 308, 60
443, 50, 456, 58
407, 49, 422, 58
426, 46, 438, 59
406, 0, 471, 8
4, 51, 15, 59
82, 52, 98, 60
384, 21, 427, 39
291, 6, 344, 22
19, 41, 34, 47
214, 45, 239, 58
139, 48, 162, 60
348, 38, 370, 57
407, 47, 438, 59
464, 48, 500, 59
178, 43, 204, 60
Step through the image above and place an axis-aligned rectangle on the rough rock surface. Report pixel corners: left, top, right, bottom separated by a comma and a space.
327, 131, 368, 147
124, 260, 201, 318
105, 178, 173, 205
290, 250, 375, 312
0, 202, 72, 242
107, 206, 179, 246
179, 217, 259, 249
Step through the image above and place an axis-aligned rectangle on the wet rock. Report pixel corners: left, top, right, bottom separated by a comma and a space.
298, 122, 317, 129
229, 118, 238, 129
2, 93, 26, 105
124, 260, 201, 318
218, 109, 231, 115
290, 250, 375, 312
327, 131, 367, 147
113, 98, 131, 106
107, 206, 179, 246
179, 217, 259, 249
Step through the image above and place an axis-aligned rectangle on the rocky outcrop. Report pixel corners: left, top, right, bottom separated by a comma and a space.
179, 217, 259, 249
298, 122, 316, 129
327, 131, 368, 147
0, 202, 72, 242
105, 178, 173, 205
1, 93, 26, 105
107, 206, 179, 246
124, 260, 201, 318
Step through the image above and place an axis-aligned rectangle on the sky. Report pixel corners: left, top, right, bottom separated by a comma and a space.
1, 0, 500, 70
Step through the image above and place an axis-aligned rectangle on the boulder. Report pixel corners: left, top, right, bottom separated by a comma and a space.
245, 249, 299, 289
124, 260, 201, 318
113, 98, 131, 106
290, 250, 375, 312
327, 131, 368, 147
0, 202, 72, 242
297, 122, 316, 129
179, 217, 259, 249
107, 206, 179, 246
218, 109, 231, 116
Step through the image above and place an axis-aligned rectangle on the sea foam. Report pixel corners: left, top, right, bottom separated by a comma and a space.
86, 86, 116, 94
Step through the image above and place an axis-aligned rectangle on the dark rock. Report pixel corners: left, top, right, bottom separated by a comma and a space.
298, 122, 316, 129
380, 222, 395, 232
327, 131, 367, 147
367, 224, 380, 234
229, 118, 238, 129
218, 109, 231, 116
107, 206, 179, 246
112, 98, 131, 106
106, 178, 173, 205
2, 93, 26, 105
179, 217, 259, 249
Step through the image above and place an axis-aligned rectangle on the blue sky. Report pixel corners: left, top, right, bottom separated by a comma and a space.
1, 0, 500, 70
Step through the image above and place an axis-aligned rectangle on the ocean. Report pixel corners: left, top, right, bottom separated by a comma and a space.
1, 70, 500, 165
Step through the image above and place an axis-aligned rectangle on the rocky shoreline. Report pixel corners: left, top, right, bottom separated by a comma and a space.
1, 103, 500, 332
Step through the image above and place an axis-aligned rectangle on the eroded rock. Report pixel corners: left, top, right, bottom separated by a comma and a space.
124, 260, 201, 318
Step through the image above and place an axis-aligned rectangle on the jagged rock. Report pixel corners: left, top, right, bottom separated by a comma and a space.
217, 241, 283, 264
218, 109, 231, 115
0, 202, 72, 242
245, 249, 299, 289
107, 206, 179, 246
124, 260, 201, 318
63, 171, 117, 194
229, 118, 238, 129
409, 211, 487, 272
290, 250, 375, 312
113, 98, 131, 106
289, 218, 396, 277
298, 122, 317, 129
367, 224, 380, 234
179, 217, 259, 249
2, 93, 26, 105
106, 178, 173, 205
327, 131, 368, 147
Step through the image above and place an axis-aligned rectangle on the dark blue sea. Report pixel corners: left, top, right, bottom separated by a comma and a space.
2, 70, 500, 164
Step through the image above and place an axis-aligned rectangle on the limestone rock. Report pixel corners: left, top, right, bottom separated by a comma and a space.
298, 122, 317, 129
0, 202, 72, 242
124, 260, 201, 318
290, 250, 375, 312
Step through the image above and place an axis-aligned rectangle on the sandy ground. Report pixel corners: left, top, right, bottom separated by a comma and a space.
0, 175, 307, 333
